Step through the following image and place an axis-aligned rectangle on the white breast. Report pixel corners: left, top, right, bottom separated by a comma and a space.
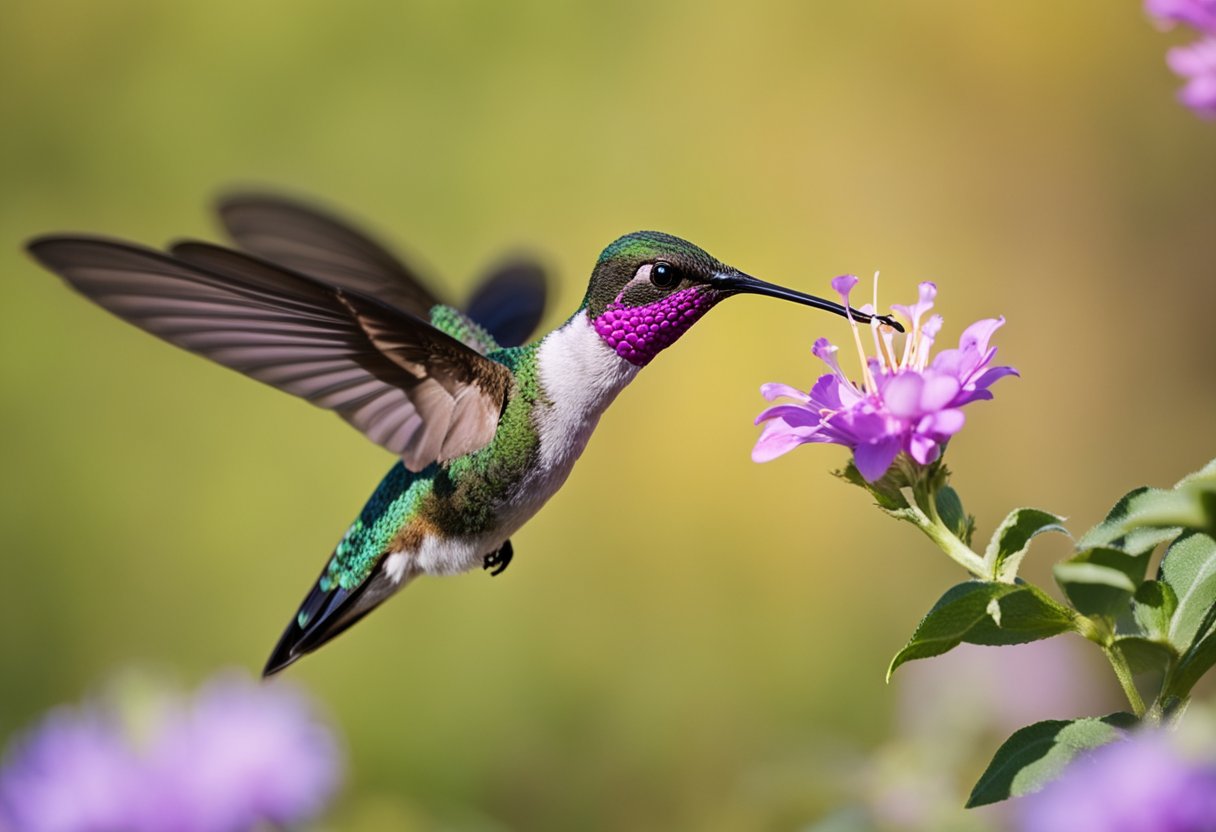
388, 312, 640, 580
487, 311, 639, 539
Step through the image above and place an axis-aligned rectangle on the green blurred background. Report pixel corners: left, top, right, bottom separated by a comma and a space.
2, 1, 1213, 829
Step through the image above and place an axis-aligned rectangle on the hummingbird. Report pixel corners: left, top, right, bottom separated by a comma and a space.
27, 194, 901, 675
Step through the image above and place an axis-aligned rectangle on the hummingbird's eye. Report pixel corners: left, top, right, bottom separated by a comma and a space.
649, 262, 681, 290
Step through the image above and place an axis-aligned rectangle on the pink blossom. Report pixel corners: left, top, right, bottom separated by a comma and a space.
753, 275, 1016, 482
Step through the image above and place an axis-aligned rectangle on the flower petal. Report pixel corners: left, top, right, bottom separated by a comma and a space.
971, 365, 1020, 391
922, 408, 966, 436
883, 373, 925, 418
754, 403, 821, 428
854, 435, 901, 482
812, 337, 852, 382
920, 374, 961, 411
751, 421, 818, 462
831, 274, 859, 299
759, 382, 810, 402
909, 433, 941, 465
891, 282, 938, 330
959, 317, 1005, 354
1167, 36, 1216, 75
930, 347, 965, 379
1178, 62, 1216, 118
921, 313, 943, 341
953, 388, 994, 406
1146, 0, 1216, 36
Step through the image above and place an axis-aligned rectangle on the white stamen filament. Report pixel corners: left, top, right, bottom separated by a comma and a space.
879, 324, 900, 370
839, 272, 940, 393
899, 307, 920, 371
843, 305, 876, 394
869, 317, 886, 372
912, 329, 932, 371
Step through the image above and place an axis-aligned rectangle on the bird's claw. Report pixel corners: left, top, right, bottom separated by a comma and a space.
483, 540, 513, 577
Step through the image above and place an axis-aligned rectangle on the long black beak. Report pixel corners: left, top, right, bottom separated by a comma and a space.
710, 271, 904, 332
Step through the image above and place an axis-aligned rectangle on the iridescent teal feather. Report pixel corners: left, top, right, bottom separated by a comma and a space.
317, 342, 544, 596
429, 304, 501, 353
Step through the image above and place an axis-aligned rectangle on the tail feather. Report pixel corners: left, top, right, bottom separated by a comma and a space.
263, 568, 391, 676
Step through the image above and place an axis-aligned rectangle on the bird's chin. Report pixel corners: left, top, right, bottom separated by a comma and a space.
591, 286, 722, 367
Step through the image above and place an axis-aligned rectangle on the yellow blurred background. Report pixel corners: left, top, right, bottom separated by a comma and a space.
1, 1, 1213, 829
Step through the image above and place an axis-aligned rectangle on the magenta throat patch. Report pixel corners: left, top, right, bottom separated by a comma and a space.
592, 287, 720, 366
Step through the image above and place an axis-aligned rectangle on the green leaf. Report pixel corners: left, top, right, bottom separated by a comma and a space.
1160, 531, 1216, 654
1077, 486, 1184, 555
1131, 580, 1178, 641
1175, 457, 1216, 493
936, 485, 975, 547
1172, 629, 1216, 699
1111, 635, 1177, 676
966, 713, 1138, 807
888, 582, 1077, 680
1075, 460, 1216, 558
985, 508, 1067, 582
1053, 546, 1151, 619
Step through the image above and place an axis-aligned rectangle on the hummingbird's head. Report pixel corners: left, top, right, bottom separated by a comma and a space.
584, 231, 901, 367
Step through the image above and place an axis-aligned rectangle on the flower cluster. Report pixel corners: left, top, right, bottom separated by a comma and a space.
1146, 0, 1216, 119
1017, 731, 1216, 832
0, 672, 343, 832
753, 275, 1016, 482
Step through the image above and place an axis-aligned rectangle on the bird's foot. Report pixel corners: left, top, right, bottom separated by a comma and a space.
483, 539, 514, 577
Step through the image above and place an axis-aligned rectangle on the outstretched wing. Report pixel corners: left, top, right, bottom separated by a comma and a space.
28, 237, 512, 471
466, 258, 548, 348
216, 193, 442, 319
219, 192, 550, 349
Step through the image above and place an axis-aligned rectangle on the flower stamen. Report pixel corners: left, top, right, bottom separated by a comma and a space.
753, 273, 1016, 483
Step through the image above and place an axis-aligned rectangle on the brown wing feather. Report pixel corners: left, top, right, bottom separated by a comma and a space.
28, 236, 512, 471
216, 193, 441, 319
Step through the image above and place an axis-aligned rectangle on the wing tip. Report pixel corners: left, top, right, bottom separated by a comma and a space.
214, 189, 353, 231
24, 234, 169, 271
25, 233, 100, 264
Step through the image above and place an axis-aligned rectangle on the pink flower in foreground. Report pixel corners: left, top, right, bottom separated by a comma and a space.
1017, 732, 1216, 832
0, 671, 342, 832
752, 275, 1016, 482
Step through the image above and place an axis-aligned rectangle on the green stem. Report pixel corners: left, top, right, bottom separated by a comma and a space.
902, 502, 989, 578
1148, 662, 1190, 727
1104, 645, 1146, 718
903, 476, 988, 578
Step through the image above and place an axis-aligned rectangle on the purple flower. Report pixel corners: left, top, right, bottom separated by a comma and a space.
0, 671, 343, 832
143, 675, 343, 832
1146, 0, 1216, 36
0, 709, 142, 832
753, 275, 1016, 482
1168, 37, 1216, 118
1018, 732, 1216, 832
1145, 0, 1216, 118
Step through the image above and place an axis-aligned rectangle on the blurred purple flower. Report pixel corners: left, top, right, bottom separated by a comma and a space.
0, 671, 342, 832
752, 275, 1016, 482
1018, 732, 1216, 832
143, 675, 343, 832
1146, 0, 1216, 118
0, 710, 142, 832
1146, 0, 1216, 36
1168, 37, 1216, 118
